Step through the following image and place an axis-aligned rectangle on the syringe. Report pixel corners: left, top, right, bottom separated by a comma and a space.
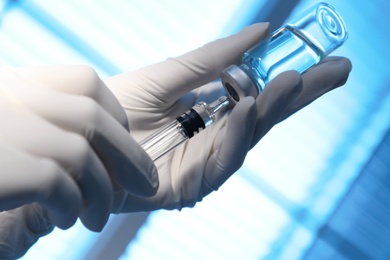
139, 96, 230, 161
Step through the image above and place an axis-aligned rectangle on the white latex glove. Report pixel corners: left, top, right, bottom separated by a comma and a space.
106, 23, 352, 211
0, 66, 158, 259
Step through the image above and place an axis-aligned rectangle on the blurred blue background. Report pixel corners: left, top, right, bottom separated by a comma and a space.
1, 0, 388, 259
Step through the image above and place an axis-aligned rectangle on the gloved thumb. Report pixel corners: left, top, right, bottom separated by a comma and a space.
106, 23, 270, 107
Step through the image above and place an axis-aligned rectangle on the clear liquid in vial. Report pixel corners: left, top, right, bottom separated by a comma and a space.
241, 25, 325, 91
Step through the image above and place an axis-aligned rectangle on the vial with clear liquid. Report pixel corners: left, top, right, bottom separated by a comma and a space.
139, 3, 348, 161
221, 2, 348, 103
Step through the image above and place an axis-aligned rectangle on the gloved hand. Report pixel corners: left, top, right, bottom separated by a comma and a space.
105, 22, 352, 211
0, 65, 158, 259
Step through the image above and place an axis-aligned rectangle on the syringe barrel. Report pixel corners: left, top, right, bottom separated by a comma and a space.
139, 97, 229, 161
139, 120, 189, 161
139, 107, 207, 161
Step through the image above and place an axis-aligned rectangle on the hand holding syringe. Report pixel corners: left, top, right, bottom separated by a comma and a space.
140, 3, 347, 161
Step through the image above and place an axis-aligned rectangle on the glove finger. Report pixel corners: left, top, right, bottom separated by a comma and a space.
0, 98, 112, 232
1, 71, 158, 198
106, 23, 270, 107
0, 139, 81, 230
251, 70, 303, 148
280, 56, 352, 121
10, 65, 129, 129
202, 96, 257, 195
0, 206, 52, 259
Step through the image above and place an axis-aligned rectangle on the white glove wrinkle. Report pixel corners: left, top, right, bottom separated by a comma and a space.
0, 208, 37, 260
170, 142, 187, 207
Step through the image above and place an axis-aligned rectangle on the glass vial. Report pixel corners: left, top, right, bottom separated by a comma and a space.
221, 2, 348, 103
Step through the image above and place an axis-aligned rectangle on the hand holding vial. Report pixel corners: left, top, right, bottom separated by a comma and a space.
141, 2, 349, 161
106, 2, 351, 212
222, 2, 348, 102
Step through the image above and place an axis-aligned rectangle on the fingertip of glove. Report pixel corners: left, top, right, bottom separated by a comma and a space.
139, 165, 159, 197
335, 58, 352, 86
341, 57, 352, 72
245, 22, 270, 31
139, 147, 160, 196
321, 56, 352, 73
126, 156, 159, 198
80, 210, 109, 232
316, 56, 352, 86
240, 22, 270, 39
47, 207, 79, 230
